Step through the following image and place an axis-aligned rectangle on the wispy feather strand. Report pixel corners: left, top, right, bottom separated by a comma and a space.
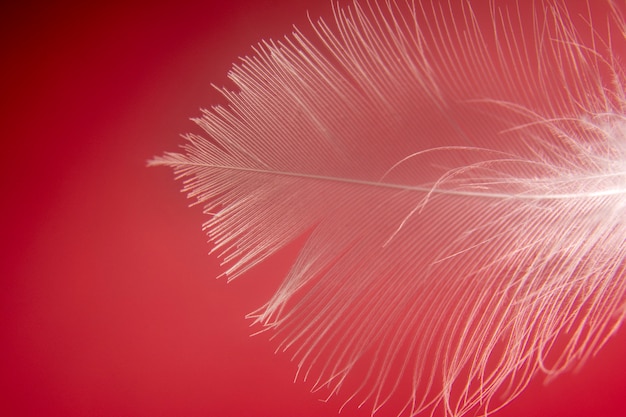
151, 1, 626, 416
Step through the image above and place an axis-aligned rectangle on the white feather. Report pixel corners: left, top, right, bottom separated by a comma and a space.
151, 1, 626, 416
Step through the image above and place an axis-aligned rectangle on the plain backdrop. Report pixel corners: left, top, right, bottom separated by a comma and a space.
1, 1, 625, 416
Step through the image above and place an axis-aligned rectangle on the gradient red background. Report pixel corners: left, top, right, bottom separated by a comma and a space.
1, 1, 625, 416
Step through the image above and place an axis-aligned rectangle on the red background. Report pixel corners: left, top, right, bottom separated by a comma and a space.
1, 1, 624, 416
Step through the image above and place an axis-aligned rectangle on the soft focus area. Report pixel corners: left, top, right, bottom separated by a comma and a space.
1, 1, 624, 416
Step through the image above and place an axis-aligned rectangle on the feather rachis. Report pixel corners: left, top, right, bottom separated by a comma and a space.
151, 1, 626, 416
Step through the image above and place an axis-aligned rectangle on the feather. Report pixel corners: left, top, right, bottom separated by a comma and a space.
150, 1, 626, 416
